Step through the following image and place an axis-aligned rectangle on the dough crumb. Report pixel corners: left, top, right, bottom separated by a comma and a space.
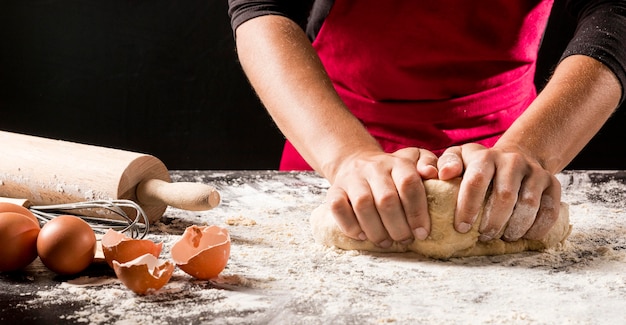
225, 215, 257, 226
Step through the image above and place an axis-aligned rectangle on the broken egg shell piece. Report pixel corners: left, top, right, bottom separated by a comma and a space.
101, 228, 163, 269
171, 225, 231, 280
112, 254, 174, 295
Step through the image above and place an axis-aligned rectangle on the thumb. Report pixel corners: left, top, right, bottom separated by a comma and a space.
438, 146, 464, 180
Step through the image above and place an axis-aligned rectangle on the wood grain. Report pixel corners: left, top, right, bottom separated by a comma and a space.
0, 131, 219, 222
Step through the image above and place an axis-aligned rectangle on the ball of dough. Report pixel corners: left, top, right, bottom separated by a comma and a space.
310, 178, 571, 259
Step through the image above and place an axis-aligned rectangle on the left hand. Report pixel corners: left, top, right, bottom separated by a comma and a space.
437, 143, 561, 242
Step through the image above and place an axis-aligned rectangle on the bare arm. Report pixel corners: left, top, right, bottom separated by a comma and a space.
439, 55, 621, 241
500, 55, 621, 173
235, 15, 438, 247
235, 15, 378, 179
438, 0, 625, 242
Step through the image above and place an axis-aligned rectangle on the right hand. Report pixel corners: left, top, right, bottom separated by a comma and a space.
325, 147, 438, 248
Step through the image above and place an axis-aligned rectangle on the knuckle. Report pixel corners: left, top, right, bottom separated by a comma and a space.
518, 191, 541, 208
465, 173, 489, 191
328, 196, 347, 213
492, 187, 517, 204
396, 173, 421, 191
507, 152, 527, 166
350, 193, 373, 211
375, 191, 399, 211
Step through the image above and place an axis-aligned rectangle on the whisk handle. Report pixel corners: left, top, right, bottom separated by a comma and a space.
135, 179, 220, 211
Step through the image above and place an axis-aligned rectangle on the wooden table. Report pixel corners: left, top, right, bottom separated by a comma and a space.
1, 170, 626, 324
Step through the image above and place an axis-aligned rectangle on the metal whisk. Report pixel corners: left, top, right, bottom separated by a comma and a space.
29, 199, 149, 239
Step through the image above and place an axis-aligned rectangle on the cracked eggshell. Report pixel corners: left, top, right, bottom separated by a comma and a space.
101, 229, 163, 269
113, 254, 174, 295
171, 225, 230, 280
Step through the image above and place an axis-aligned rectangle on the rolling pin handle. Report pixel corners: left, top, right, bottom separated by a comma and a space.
0, 197, 31, 207
136, 179, 220, 211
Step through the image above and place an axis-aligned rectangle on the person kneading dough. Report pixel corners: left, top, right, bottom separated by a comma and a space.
230, 1, 622, 252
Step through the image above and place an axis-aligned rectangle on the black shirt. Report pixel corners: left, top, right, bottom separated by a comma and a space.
228, 0, 626, 104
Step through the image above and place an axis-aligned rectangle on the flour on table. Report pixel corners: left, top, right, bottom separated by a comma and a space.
311, 178, 572, 259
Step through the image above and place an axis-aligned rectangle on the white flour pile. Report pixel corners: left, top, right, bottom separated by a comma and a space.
3, 171, 626, 324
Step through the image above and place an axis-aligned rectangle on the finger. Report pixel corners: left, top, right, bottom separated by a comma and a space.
326, 186, 367, 241
523, 176, 562, 240
478, 174, 522, 242
391, 166, 430, 241
368, 172, 413, 245
437, 146, 464, 180
391, 147, 438, 179
455, 161, 494, 233
412, 148, 438, 180
348, 180, 393, 248
391, 147, 432, 177
501, 189, 540, 242
391, 147, 421, 161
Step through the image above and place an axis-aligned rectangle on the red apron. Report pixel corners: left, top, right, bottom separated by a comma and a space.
280, 0, 554, 170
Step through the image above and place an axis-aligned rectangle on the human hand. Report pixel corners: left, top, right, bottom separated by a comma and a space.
437, 143, 561, 242
325, 147, 438, 248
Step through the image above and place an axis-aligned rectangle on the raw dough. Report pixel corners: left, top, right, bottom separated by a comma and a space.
310, 178, 571, 259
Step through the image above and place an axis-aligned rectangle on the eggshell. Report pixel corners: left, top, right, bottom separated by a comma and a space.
101, 228, 163, 269
37, 215, 96, 275
171, 225, 230, 280
113, 254, 174, 295
0, 202, 40, 227
0, 212, 40, 271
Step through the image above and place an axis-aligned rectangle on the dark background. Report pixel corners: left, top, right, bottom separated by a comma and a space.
0, 0, 623, 170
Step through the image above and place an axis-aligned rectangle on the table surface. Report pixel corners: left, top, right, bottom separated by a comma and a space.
1, 170, 626, 324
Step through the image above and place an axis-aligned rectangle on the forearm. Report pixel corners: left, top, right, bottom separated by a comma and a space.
497, 55, 622, 173
235, 15, 381, 180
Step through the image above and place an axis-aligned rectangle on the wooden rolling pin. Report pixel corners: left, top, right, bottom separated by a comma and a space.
0, 131, 220, 222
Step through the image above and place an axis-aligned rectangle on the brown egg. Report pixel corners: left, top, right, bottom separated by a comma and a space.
37, 215, 96, 275
0, 202, 40, 227
171, 225, 230, 280
113, 254, 174, 295
0, 212, 40, 271
101, 228, 163, 269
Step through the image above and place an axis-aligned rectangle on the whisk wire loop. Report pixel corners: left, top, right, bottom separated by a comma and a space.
29, 199, 149, 239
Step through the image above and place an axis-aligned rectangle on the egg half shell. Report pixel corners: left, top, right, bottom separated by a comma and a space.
113, 254, 175, 295
101, 228, 163, 269
171, 225, 230, 280
0, 212, 40, 271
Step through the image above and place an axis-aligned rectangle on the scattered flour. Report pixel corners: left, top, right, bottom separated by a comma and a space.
2, 171, 626, 324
